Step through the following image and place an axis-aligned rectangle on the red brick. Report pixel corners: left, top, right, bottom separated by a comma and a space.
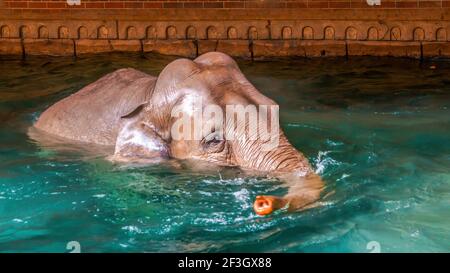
47, 2, 66, 8
144, 2, 163, 8
224, 1, 245, 8
105, 2, 124, 8
396, 1, 418, 8
419, 1, 442, 8
286, 2, 307, 8
163, 2, 184, 8
184, 2, 204, 8
245, 1, 285, 8
380, 1, 396, 8
204, 2, 224, 8
28, 2, 47, 9
350, 0, 368, 8
85, 2, 105, 9
256, 1, 286, 8
1, 0, 448, 11
349, 0, 395, 8
124, 2, 143, 8
244, 1, 263, 8
65, 2, 86, 8
8, 1, 28, 8
267, 2, 286, 8
329, 1, 351, 8
308, 1, 329, 8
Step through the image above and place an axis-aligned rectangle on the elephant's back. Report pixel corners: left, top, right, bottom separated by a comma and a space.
34, 68, 156, 146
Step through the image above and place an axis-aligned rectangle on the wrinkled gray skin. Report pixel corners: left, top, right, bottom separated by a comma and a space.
32, 52, 324, 215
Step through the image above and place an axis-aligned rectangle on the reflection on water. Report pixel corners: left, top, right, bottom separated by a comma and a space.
0, 53, 449, 252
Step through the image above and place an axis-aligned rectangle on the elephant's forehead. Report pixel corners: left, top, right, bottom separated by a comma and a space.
192, 66, 274, 106
177, 90, 215, 115
186, 65, 236, 86
180, 78, 252, 108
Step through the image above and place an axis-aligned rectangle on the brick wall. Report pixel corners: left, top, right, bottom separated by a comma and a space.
1, 0, 449, 10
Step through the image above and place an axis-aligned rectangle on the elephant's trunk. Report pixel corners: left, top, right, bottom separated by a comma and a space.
235, 132, 312, 173
246, 134, 325, 216
253, 172, 324, 215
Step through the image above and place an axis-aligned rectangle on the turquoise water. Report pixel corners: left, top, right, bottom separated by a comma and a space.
0, 53, 449, 253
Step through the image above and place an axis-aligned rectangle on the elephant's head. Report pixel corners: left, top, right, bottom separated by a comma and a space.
114, 52, 324, 215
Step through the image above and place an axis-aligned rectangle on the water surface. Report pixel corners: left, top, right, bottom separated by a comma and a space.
0, 53, 449, 252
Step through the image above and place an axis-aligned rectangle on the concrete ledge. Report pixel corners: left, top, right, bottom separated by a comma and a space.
2, 38, 450, 59
347, 41, 421, 58
75, 39, 112, 54
216, 40, 251, 58
110, 40, 142, 52
422, 42, 450, 58
183, 40, 251, 58
0, 38, 22, 55
23, 39, 74, 56
253, 40, 347, 57
198, 40, 219, 56
143, 40, 197, 58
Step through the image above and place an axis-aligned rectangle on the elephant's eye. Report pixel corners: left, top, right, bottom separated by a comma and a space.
202, 132, 225, 153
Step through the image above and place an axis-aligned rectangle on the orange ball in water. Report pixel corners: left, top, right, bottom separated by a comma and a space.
253, 195, 274, 216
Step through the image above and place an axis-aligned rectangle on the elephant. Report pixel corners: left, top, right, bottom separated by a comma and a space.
31, 52, 324, 216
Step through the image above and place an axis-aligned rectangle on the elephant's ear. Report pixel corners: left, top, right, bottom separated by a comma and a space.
120, 102, 148, 119
112, 119, 169, 163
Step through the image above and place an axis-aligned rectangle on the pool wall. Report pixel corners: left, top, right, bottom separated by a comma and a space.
0, 2, 449, 58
